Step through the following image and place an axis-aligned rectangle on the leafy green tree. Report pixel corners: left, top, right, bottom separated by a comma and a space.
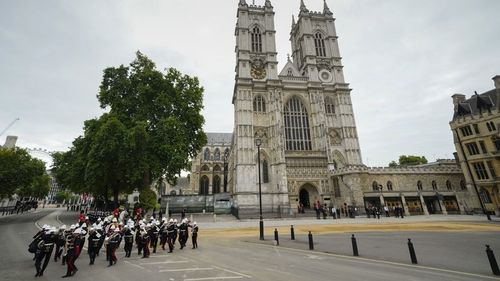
54, 190, 71, 203
0, 147, 50, 199
98, 51, 207, 187
388, 155, 428, 167
138, 188, 158, 211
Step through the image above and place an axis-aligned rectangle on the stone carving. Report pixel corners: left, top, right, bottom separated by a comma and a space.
329, 128, 342, 145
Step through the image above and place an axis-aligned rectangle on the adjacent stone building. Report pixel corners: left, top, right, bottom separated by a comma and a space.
450, 76, 500, 216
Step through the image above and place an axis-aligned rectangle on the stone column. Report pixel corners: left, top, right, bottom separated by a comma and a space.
379, 194, 385, 207
437, 194, 448, 215
400, 194, 410, 217
419, 193, 430, 215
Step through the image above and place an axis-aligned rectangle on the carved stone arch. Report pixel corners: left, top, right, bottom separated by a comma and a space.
283, 94, 311, 114
298, 183, 320, 209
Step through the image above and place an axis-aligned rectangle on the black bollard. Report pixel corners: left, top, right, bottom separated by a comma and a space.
486, 245, 500, 276
290, 225, 295, 240
308, 231, 314, 250
274, 228, 279, 246
351, 234, 359, 256
407, 238, 418, 264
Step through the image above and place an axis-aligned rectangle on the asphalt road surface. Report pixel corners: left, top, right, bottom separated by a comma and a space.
1, 209, 498, 281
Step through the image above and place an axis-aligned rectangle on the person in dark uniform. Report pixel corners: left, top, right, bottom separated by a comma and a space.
123, 225, 134, 258
159, 218, 168, 251
108, 228, 121, 266
34, 227, 56, 277
87, 228, 100, 265
191, 222, 198, 249
172, 219, 178, 247
62, 229, 80, 278
150, 222, 159, 253
178, 219, 189, 249
141, 225, 150, 258
166, 219, 175, 253
53, 225, 66, 262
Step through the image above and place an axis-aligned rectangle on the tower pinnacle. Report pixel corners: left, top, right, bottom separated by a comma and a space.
300, 0, 308, 13
323, 0, 332, 15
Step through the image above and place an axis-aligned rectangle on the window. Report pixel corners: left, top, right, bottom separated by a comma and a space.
262, 159, 269, 183
213, 165, 221, 172
333, 178, 341, 198
253, 95, 266, 112
446, 180, 452, 191
473, 162, 489, 180
460, 126, 473, 137
214, 148, 221, 160
486, 121, 496, 132
287, 68, 293, 76
479, 141, 487, 154
473, 124, 480, 134
204, 148, 210, 160
465, 142, 480, 155
479, 188, 492, 203
494, 137, 500, 151
432, 180, 437, 190
284, 96, 312, 151
417, 180, 423, 191
199, 176, 209, 195
387, 181, 393, 191
213, 175, 220, 194
201, 165, 210, 171
487, 161, 496, 178
325, 97, 335, 114
372, 181, 379, 191
251, 26, 262, 53
314, 33, 326, 57
460, 180, 467, 191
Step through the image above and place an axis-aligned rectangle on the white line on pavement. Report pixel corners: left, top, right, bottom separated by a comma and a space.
159, 267, 213, 272
213, 266, 252, 279
184, 277, 243, 281
141, 261, 189, 265
124, 260, 146, 269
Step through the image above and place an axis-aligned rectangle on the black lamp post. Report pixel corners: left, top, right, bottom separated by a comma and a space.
223, 149, 229, 193
255, 138, 264, 240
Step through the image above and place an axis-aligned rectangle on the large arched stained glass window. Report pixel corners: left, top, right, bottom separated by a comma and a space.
251, 26, 262, 53
284, 96, 312, 151
204, 148, 210, 161
213, 175, 221, 194
199, 176, 209, 195
214, 148, 221, 160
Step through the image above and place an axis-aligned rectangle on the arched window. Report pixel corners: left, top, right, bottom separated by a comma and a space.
262, 159, 269, 183
372, 181, 379, 191
251, 26, 262, 53
253, 95, 266, 112
224, 148, 230, 160
460, 180, 467, 190
446, 180, 452, 191
325, 96, 335, 114
201, 165, 210, 172
284, 96, 312, 151
479, 188, 492, 203
387, 181, 393, 191
214, 148, 221, 161
199, 176, 209, 195
204, 148, 210, 161
213, 175, 221, 194
432, 180, 437, 190
314, 33, 326, 57
417, 180, 423, 191
213, 165, 221, 172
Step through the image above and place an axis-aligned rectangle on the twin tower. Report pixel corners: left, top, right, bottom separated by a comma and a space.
230, 0, 363, 217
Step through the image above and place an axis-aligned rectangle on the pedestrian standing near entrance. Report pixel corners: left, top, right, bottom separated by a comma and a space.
331, 206, 337, 219
384, 205, 390, 217
191, 222, 198, 249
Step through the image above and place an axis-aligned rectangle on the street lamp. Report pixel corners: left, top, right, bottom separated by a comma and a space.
255, 138, 264, 240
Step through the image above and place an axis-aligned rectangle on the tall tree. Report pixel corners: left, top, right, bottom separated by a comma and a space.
98, 51, 206, 187
388, 155, 428, 167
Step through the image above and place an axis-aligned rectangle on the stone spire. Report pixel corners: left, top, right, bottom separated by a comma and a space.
265, 0, 273, 8
323, 0, 333, 15
300, 0, 308, 13
239, 0, 247, 6
291, 14, 296, 27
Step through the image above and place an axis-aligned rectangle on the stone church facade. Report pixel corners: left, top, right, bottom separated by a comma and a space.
186, 0, 480, 218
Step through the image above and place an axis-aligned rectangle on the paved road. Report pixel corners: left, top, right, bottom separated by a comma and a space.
1, 209, 499, 281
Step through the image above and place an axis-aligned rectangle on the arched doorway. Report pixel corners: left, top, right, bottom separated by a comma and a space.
299, 183, 319, 209
299, 189, 310, 208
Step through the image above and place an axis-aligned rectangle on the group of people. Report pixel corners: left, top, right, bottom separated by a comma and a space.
366, 204, 405, 219
29, 210, 199, 278
312, 202, 356, 219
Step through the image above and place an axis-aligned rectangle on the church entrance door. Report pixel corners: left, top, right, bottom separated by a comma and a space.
299, 189, 310, 208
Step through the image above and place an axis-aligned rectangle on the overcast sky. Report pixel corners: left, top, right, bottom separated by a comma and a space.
1, 0, 499, 168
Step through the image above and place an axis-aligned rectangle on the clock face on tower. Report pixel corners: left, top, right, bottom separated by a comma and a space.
250, 59, 266, 79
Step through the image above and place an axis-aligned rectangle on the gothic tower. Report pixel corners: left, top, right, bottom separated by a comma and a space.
232, 0, 290, 217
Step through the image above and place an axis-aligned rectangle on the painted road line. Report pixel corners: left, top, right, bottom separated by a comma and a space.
184, 277, 243, 281
244, 240, 499, 280
124, 260, 146, 269
159, 267, 213, 272
140, 260, 189, 265
213, 266, 252, 279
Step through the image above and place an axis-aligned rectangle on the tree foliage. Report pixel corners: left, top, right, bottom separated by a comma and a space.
388, 155, 428, 167
0, 147, 50, 199
138, 188, 158, 211
52, 51, 206, 206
